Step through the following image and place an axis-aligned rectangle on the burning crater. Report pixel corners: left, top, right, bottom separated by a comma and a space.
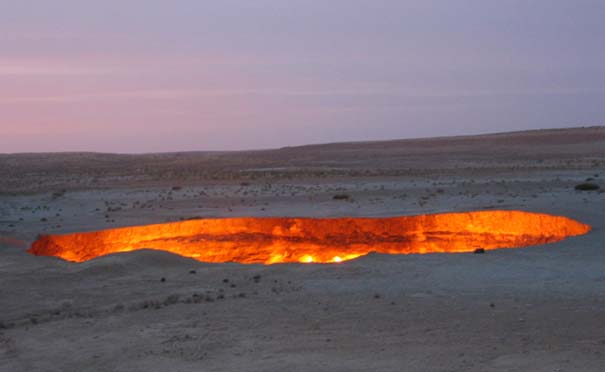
29, 211, 590, 264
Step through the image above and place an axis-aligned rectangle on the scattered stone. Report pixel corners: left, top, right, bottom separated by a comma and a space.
163, 294, 180, 305
189, 270, 197, 274
473, 248, 485, 254
252, 274, 261, 283
51, 189, 67, 199
160, 277, 166, 282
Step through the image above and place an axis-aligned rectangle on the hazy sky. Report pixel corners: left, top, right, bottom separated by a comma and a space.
1, 0, 604, 153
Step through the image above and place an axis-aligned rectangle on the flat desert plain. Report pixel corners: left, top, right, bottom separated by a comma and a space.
1, 127, 605, 372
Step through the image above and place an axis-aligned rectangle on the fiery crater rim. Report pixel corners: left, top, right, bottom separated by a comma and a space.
28, 210, 591, 264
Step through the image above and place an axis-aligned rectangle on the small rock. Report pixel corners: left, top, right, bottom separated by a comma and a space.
473, 248, 485, 254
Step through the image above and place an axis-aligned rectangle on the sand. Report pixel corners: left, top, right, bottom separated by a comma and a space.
1, 127, 605, 371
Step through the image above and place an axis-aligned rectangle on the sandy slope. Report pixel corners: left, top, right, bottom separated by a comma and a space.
1, 127, 605, 371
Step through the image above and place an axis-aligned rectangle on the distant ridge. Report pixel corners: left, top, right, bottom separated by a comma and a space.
1, 126, 604, 193
277, 126, 605, 151
2, 126, 604, 156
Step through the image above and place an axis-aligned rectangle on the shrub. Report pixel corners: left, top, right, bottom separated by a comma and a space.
574, 183, 600, 191
333, 194, 350, 200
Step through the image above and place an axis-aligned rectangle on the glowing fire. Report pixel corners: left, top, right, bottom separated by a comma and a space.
28, 211, 590, 264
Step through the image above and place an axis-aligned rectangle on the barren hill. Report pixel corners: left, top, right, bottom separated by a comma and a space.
1, 126, 604, 193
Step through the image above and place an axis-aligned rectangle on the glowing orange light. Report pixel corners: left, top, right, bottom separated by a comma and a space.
300, 255, 314, 263
28, 211, 590, 264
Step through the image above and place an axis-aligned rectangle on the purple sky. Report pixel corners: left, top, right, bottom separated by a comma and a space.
1, 0, 604, 153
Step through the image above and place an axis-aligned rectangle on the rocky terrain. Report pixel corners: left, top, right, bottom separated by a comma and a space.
1, 126, 604, 371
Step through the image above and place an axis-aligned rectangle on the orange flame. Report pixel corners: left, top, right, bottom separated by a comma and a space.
28, 211, 590, 264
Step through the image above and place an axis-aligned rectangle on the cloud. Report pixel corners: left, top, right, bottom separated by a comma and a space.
2, 85, 604, 106
0, 59, 115, 76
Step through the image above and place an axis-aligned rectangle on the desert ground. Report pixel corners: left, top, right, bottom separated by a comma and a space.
1, 126, 605, 372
